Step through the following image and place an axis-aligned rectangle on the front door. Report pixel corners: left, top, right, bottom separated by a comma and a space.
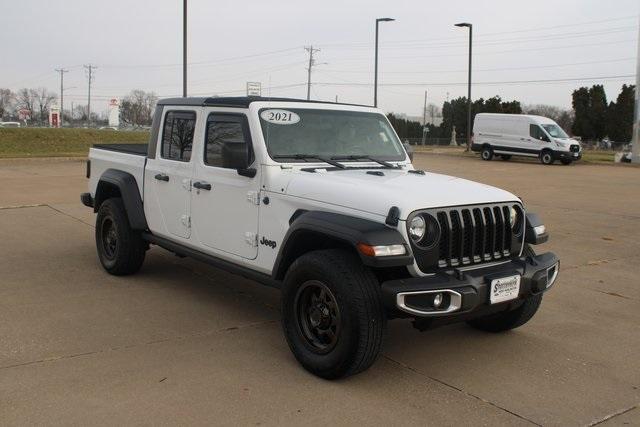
191, 112, 260, 259
144, 109, 197, 240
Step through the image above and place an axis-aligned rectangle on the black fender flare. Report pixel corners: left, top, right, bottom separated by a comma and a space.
272, 210, 413, 280
95, 169, 148, 230
524, 212, 548, 245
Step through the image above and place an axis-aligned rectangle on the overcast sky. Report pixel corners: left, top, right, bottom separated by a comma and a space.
2, 0, 638, 116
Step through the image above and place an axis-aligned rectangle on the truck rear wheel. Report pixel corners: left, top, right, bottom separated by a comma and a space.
95, 198, 146, 276
467, 244, 542, 332
281, 249, 386, 379
481, 146, 494, 161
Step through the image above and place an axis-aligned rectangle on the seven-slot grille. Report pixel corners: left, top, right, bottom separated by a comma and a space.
432, 204, 521, 268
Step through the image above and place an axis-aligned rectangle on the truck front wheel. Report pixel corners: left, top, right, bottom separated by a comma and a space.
281, 249, 386, 379
95, 198, 146, 276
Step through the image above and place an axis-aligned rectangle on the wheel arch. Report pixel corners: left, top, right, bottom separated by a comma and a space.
272, 211, 413, 281
94, 169, 148, 230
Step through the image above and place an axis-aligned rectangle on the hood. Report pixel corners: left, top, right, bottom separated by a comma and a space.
282, 168, 519, 219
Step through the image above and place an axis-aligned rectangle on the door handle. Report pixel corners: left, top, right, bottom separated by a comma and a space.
154, 173, 169, 182
193, 181, 211, 191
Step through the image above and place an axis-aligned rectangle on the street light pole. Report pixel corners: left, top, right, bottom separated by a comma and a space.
632, 19, 639, 163
183, 0, 187, 98
455, 22, 473, 151
374, 17, 394, 108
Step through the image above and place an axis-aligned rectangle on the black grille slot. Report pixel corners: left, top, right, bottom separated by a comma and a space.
437, 212, 449, 267
449, 210, 462, 266
433, 203, 518, 268
461, 209, 473, 264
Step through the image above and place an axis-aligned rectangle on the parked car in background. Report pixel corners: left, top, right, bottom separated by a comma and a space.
472, 113, 582, 165
0, 121, 21, 128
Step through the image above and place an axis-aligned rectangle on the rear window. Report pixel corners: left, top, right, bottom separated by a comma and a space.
160, 111, 196, 162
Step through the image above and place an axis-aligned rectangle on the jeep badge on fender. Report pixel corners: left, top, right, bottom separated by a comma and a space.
260, 237, 276, 249
81, 96, 559, 379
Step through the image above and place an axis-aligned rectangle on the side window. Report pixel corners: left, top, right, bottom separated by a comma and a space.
161, 111, 196, 162
205, 115, 253, 168
529, 124, 547, 141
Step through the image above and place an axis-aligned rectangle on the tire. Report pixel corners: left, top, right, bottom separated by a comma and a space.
540, 150, 555, 165
95, 198, 146, 275
281, 249, 386, 379
467, 244, 542, 332
500, 155, 512, 160
481, 146, 494, 161
560, 158, 572, 165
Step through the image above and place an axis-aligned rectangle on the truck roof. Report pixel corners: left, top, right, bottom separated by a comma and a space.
157, 96, 370, 109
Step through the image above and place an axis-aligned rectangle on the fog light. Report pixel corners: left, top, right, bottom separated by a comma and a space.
432, 293, 443, 308
534, 224, 546, 236
547, 263, 559, 288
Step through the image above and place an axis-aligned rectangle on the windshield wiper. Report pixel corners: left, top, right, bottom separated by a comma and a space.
331, 155, 401, 169
273, 154, 346, 169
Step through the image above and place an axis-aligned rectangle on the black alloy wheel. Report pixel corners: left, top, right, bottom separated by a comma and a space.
101, 217, 118, 260
294, 280, 341, 353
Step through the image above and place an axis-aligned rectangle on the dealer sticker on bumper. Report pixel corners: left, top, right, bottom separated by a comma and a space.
490, 274, 521, 304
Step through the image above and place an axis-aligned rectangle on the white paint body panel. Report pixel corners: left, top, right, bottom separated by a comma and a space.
89, 101, 524, 278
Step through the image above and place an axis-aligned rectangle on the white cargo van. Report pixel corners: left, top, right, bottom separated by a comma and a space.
471, 113, 582, 165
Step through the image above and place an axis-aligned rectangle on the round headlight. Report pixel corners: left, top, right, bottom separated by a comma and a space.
509, 206, 517, 228
409, 216, 426, 241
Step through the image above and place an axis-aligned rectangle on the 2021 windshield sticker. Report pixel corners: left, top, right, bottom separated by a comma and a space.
260, 109, 300, 125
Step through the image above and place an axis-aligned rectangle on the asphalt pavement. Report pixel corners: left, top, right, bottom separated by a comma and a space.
0, 154, 638, 426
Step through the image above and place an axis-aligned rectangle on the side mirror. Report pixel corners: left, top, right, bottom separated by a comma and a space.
403, 142, 414, 162
221, 142, 255, 177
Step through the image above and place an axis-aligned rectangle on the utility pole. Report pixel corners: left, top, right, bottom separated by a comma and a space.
183, 0, 187, 97
632, 20, 640, 163
55, 68, 68, 127
84, 64, 97, 126
422, 90, 428, 145
305, 46, 320, 100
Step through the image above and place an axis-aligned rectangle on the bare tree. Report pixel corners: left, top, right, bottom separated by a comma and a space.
0, 88, 15, 119
524, 104, 574, 135
119, 90, 158, 127
16, 88, 36, 122
427, 103, 441, 124
31, 87, 57, 125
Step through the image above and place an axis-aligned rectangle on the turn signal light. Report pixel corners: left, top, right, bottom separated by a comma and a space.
357, 243, 406, 257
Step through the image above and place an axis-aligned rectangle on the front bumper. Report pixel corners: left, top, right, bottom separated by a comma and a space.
381, 252, 559, 318
556, 150, 581, 161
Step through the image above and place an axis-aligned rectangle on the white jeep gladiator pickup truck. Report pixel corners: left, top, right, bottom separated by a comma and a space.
82, 96, 559, 379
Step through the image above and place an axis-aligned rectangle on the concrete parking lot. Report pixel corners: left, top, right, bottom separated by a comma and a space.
1, 154, 639, 426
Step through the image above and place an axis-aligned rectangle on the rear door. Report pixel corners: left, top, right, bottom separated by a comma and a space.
191, 112, 260, 259
144, 109, 198, 240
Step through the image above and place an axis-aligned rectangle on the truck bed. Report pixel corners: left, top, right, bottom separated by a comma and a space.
88, 144, 148, 198
93, 143, 148, 156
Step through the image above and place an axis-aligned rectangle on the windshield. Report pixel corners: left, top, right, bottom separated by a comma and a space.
260, 108, 406, 162
541, 124, 569, 139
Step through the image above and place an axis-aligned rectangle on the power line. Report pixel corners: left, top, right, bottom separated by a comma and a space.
99, 46, 304, 70
317, 15, 639, 48
312, 74, 635, 88
322, 57, 636, 74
